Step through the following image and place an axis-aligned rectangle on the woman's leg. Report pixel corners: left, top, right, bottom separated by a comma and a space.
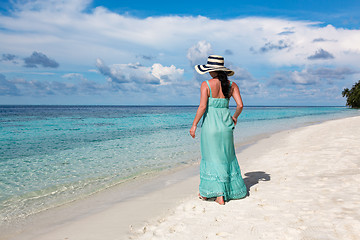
215, 196, 225, 205
198, 193, 207, 200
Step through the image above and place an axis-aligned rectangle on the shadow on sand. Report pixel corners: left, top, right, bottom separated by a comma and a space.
243, 171, 271, 196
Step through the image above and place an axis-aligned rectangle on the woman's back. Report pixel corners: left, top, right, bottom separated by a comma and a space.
207, 78, 232, 99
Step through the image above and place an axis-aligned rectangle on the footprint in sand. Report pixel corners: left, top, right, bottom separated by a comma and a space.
216, 232, 232, 237
168, 222, 185, 233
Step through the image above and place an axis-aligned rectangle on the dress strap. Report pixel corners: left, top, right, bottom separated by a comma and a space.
230, 81, 233, 87
206, 80, 212, 98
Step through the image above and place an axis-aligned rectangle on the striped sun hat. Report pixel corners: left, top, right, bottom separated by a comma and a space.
194, 55, 234, 76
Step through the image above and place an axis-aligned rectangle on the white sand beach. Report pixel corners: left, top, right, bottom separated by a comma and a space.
131, 115, 360, 240
3, 116, 360, 240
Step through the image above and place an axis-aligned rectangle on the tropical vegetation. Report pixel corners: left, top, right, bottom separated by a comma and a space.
342, 81, 360, 108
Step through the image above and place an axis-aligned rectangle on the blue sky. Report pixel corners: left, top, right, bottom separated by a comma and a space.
91, 0, 360, 28
1, 0, 360, 106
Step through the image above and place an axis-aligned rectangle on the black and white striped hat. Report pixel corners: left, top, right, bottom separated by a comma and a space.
194, 55, 234, 76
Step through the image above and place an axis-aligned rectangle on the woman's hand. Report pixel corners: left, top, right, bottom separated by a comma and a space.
190, 125, 197, 138
232, 116, 238, 126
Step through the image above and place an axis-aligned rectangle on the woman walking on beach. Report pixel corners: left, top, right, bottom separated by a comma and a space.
190, 55, 247, 205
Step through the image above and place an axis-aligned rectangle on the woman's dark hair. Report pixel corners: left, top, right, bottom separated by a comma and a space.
216, 71, 231, 98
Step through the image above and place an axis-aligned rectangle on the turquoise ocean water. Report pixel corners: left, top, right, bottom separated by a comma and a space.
0, 105, 359, 224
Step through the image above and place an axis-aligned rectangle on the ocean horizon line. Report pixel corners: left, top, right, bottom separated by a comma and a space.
0, 104, 348, 108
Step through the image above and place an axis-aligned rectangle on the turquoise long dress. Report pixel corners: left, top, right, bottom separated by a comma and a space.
199, 80, 247, 201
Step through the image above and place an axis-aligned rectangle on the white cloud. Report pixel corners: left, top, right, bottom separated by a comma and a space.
96, 58, 184, 87
230, 65, 265, 96
1, 72, 110, 97
186, 41, 213, 83
151, 64, 184, 85
62, 73, 85, 79
1, 0, 360, 70
269, 67, 357, 88
186, 40, 212, 66
1, 0, 360, 105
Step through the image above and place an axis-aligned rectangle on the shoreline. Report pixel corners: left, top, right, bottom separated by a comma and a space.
2, 115, 360, 240
0, 163, 200, 240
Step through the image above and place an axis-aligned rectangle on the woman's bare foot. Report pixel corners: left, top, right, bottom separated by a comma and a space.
198, 193, 207, 200
215, 196, 225, 205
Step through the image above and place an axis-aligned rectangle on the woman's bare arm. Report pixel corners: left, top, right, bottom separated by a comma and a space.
190, 82, 209, 138
231, 82, 243, 126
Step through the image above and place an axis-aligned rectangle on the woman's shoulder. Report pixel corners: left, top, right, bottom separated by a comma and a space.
230, 81, 238, 88
201, 79, 216, 86
200, 81, 210, 91
201, 80, 209, 86
230, 81, 238, 95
